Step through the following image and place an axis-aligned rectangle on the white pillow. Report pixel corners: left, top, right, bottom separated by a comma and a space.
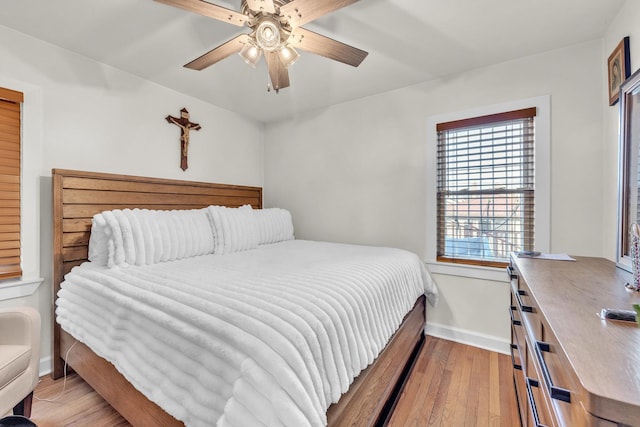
88, 208, 215, 268
89, 210, 127, 268
155, 208, 215, 263
254, 208, 294, 245
88, 213, 110, 266
207, 205, 259, 254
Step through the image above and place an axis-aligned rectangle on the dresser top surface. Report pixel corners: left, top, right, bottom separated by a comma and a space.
511, 255, 640, 411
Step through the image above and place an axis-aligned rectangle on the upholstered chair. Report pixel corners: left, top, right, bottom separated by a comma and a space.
0, 307, 41, 418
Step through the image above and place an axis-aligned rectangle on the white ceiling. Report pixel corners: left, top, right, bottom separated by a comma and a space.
0, 0, 625, 122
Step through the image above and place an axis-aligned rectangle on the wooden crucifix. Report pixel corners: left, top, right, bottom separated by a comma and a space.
165, 108, 201, 171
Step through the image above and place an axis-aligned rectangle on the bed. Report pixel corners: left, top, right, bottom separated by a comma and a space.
52, 169, 436, 426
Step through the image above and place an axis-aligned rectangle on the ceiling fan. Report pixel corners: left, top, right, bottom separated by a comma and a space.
154, 0, 368, 93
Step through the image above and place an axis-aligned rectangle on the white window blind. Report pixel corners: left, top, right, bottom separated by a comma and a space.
436, 107, 536, 267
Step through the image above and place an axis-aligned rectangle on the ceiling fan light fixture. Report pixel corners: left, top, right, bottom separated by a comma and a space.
239, 41, 262, 68
255, 18, 281, 51
279, 46, 300, 68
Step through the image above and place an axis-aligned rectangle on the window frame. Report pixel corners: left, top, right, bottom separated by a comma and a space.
436, 107, 536, 268
0, 78, 43, 300
426, 96, 550, 278
616, 68, 640, 272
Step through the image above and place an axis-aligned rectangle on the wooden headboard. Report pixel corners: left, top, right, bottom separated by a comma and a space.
51, 168, 262, 377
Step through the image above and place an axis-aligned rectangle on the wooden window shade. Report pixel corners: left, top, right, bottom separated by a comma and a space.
0, 88, 23, 280
436, 107, 536, 267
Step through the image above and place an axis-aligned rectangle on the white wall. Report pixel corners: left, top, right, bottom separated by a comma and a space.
0, 24, 263, 373
602, 0, 640, 262
264, 40, 605, 352
0, 9, 622, 368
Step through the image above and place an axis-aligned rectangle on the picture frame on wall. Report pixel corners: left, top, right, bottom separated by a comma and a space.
608, 36, 631, 106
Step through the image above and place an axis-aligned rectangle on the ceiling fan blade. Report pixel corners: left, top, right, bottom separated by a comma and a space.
280, 0, 360, 27
184, 34, 250, 70
154, 0, 249, 26
245, 0, 276, 14
289, 27, 367, 67
264, 51, 290, 92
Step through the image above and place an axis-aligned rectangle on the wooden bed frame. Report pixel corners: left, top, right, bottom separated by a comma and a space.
52, 168, 426, 426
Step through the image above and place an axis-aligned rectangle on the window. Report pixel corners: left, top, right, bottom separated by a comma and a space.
617, 68, 640, 270
436, 107, 536, 268
0, 87, 23, 280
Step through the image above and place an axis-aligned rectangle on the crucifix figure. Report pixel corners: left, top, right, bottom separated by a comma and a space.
165, 108, 201, 171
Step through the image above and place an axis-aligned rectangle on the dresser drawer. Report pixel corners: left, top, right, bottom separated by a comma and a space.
509, 269, 543, 341
536, 322, 590, 426
513, 366, 529, 426
535, 330, 572, 404
510, 330, 523, 371
524, 377, 551, 427
510, 304, 526, 347
510, 303, 528, 371
524, 335, 555, 427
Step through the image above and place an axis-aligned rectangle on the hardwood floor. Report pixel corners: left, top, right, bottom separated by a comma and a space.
31, 374, 129, 427
387, 336, 519, 426
29, 336, 519, 427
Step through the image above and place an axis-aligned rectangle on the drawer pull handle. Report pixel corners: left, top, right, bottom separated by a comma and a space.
525, 378, 547, 427
509, 306, 521, 325
506, 265, 518, 279
510, 344, 522, 370
513, 287, 533, 313
535, 341, 571, 403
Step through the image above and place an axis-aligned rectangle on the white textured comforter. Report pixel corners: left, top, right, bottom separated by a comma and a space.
56, 240, 437, 427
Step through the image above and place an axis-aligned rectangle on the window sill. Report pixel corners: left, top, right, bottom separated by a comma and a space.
0, 277, 44, 301
425, 259, 508, 282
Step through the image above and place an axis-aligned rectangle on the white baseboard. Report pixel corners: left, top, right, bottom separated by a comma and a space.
425, 322, 510, 355
39, 356, 52, 377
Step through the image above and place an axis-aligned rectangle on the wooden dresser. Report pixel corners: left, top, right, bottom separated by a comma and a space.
509, 255, 640, 426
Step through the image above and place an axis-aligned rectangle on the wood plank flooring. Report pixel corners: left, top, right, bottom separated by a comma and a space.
30, 373, 130, 427
387, 336, 519, 426
29, 336, 519, 426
